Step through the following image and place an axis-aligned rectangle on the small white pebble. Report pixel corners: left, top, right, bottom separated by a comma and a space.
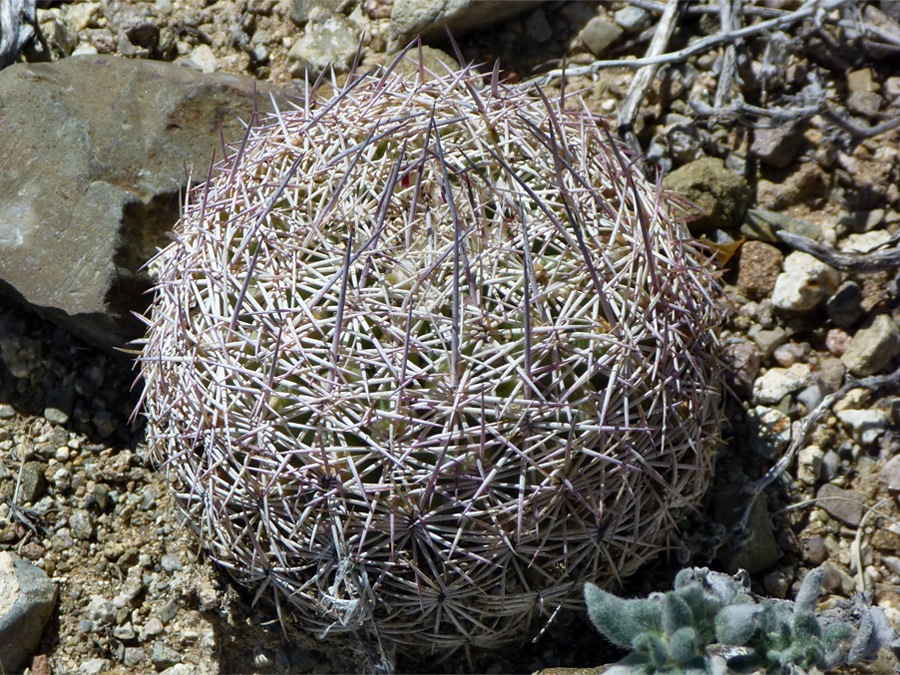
55, 446, 70, 461
797, 445, 823, 485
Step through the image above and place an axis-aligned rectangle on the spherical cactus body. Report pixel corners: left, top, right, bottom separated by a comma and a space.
139, 53, 725, 665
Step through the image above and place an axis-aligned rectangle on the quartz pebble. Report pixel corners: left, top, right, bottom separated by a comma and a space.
123, 647, 145, 667
85, 595, 115, 627
797, 445, 824, 484
286, 13, 359, 78
879, 454, 900, 490
771, 251, 841, 311
614, 5, 649, 32
840, 229, 892, 253
80, 658, 111, 675
750, 406, 792, 457
772, 341, 809, 367
826, 327, 852, 357
750, 325, 788, 358
752, 363, 812, 405
796, 383, 824, 411
17, 462, 46, 503
580, 18, 624, 56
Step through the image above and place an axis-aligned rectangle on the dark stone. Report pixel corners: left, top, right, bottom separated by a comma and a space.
125, 21, 160, 50
717, 491, 780, 574
750, 119, 806, 169
0, 55, 293, 351
816, 483, 864, 526
724, 340, 761, 395
802, 536, 828, 565
662, 158, 752, 232
0, 553, 57, 674
388, 0, 545, 50
826, 281, 864, 328
149, 643, 181, 670
18, 462, 45, 504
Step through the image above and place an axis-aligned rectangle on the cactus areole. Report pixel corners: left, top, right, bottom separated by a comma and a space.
138, 53, 725, 664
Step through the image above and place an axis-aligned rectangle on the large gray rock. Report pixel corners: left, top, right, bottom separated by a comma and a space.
0, 553, 57, 673
0, 55, 292, 350
388, 0, 544, 50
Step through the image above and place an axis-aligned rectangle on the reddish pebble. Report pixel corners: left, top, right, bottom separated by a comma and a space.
735, 240, 784, 301
772, 341, 809, 367
31, 654, 52, 675
143, 617, 164, 637
20, 541, 46, 561
826, 327, 852, 356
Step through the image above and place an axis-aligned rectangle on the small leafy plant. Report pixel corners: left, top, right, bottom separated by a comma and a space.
584, 566, 900, 674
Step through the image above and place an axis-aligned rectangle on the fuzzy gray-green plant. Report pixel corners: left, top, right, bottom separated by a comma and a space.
138, 45, 725, 666
584, 566, 899, 674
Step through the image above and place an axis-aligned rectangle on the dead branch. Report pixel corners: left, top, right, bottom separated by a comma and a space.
714, 0, 741, 109
624, 0, 799, 20
821, 107, 900, 140
777, 230, 900, 272
528, 0, 851, 86
0, 0, 36, 69
693, 96, 900, 140
691, 99, 821, 128
617, 0, 687, 155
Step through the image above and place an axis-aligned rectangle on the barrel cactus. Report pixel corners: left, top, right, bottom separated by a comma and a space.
138, 51, 725, 667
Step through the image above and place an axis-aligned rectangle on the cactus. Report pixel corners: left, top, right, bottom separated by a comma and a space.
138, 48, 725, 666
584, 566, 898, 674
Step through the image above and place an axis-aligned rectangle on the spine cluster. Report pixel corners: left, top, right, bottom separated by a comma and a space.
139, 49, 726, 664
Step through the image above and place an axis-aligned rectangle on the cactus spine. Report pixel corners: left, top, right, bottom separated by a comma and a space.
139, 50, 726, 665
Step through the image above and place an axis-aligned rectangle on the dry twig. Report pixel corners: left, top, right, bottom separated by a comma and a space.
617, 0, 687, 155
0, 0, 37, 69
527, 0, 849, 86
777, 230, 900, 272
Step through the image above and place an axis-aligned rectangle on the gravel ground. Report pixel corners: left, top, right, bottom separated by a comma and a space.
4, 1, 900, 674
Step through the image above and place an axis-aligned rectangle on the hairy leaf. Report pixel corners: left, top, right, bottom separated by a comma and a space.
793, 567, 825, 615
662, 593, 694, 634
584, 582, 639, 649
715, 604, 761, 646
632, 632, 669, 668
668, 626, 699, 664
